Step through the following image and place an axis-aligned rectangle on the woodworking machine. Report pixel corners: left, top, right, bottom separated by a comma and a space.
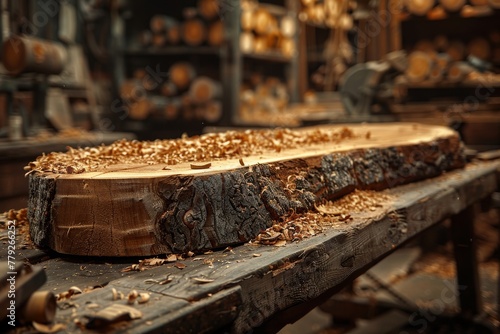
339, 51, 407, 115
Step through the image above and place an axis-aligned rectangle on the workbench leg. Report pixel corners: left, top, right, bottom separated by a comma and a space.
450, 205, 482, 317
492, 192, 500, 321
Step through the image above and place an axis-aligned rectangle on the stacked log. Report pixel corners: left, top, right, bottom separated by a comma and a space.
405, 51, 434, 82
239, 75, 291, 124
119, 62, 222, 122
148, 15, 181, 46
198, 0, 220, 20
403, 49, 491, 84
467, 37, 491, 60
207, 20, 224, 47
240, 0, 296, 57
137, 2, 223, 48
410, 35, 498, 65
404, 0, 435, 16
298, 0, 355, 28
170, 62, 196, 90
182, 18, 207, 46
403, 0, 499, 16
446, 61, 474, 82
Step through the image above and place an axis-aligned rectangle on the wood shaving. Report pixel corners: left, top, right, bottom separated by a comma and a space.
57, 286, 83, 301
253, 190, 393, 246
166, 254, 178, 262
1, 208, 32, 249
111, 288, 124, 301
25, 127, 355, 174
121, 254, 184, 272
137, 293, 150, 304
174, 262, 186, 269
127, 290, 139, 304
32, 322, 66, 333
190, 162, 212, 169
192, 277, 215, 284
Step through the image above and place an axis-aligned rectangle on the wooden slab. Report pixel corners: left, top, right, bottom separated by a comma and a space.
28, 123, 465, 256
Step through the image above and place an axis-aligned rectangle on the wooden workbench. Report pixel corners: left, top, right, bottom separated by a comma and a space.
1, 160, 498, 333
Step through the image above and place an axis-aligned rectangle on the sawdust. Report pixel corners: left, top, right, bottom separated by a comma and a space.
0, 208, 33, 249
252, 190, 393, 246
25, 127, 355, 174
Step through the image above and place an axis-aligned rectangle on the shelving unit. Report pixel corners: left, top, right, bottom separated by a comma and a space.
110, 0, 238, 139
394, 6, 500, 98
391, 2, 500, 150
110, 0, 300, 137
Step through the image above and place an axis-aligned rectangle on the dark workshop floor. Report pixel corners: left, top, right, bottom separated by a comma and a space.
280, 206, 499, 334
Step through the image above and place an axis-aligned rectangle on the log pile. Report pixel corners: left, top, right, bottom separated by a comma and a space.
120, 62, 222, 122
240, 0, 296, 58
403, 34, 500, 84
26, 123, 466, 256
403, 0, 499, 17
239, 75, 298, 126
137, 0, 224, 48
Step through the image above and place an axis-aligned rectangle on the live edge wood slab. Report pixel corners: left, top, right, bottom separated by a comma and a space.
28, 123, 465, 257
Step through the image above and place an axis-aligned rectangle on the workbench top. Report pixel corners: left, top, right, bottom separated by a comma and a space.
1, 161, 498, 333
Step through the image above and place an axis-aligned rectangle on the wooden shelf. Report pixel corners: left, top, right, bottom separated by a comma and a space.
399, 6, 498, 22
303, 21, 330, 29
242, 51, 292, 63
258, 3, 288, 16
397, 78, 500, 89
123, 46, 222, 57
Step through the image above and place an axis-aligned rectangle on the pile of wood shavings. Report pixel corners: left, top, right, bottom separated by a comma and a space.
253, 190, 393, 246
121, 253, 191, 272
25, 127, 354, 174
0, 208, 33, 249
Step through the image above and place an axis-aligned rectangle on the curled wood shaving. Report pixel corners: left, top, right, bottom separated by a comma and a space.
145, 276, 173, 285
192, 277, 214, 284
127, 290, 139, 304
138, 293, 150, 304
190, 162, 212, 169
26, 127, 356, 174
174, 262, 187, 270
111, 288, 124, 301
121, 254, 184, 272
32, 322, 66, 333
57, 286, 83, 301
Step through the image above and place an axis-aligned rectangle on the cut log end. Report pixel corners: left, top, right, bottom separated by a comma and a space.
405, 51, 433, 82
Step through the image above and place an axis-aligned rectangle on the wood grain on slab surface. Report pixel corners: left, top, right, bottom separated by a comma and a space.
28, 123, 465, 256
